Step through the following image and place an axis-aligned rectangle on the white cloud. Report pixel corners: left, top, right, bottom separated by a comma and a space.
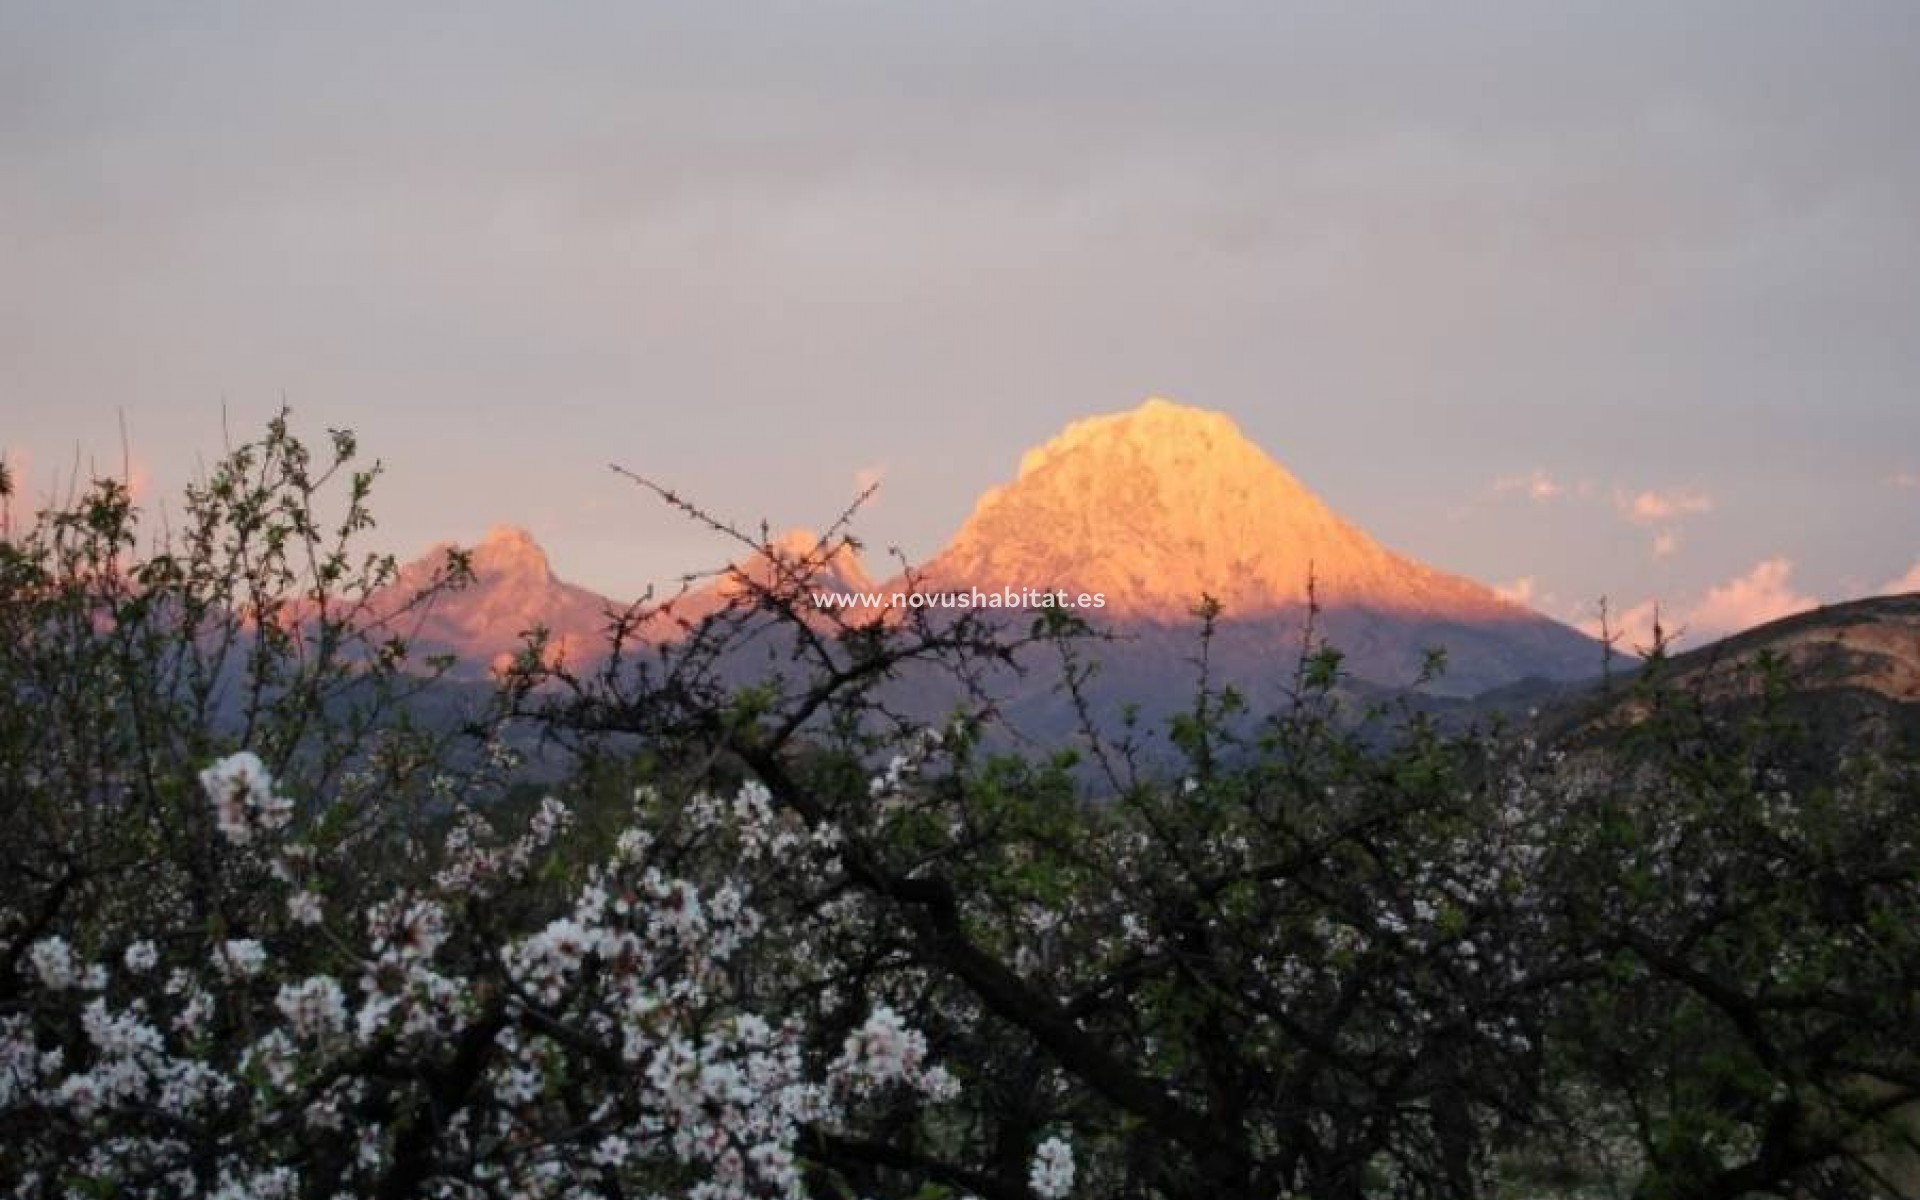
1686, 558, 1819, 639
1493, 469, 1563, 502
1577, 598, 1671, 656
1651, 529, 1680, 559
1576, 557, 1821, 652
1878, 561, 1920, 595
1618, 486, 1714, 526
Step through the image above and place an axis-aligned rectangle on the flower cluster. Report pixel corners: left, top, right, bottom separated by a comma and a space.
198, 751, 293, 845
2, 758, 959, 1200
1029, 1135, 1075, 1199
830, 1005, 957, 1100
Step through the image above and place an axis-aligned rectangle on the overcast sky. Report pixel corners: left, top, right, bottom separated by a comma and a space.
4, 2, 1918, 642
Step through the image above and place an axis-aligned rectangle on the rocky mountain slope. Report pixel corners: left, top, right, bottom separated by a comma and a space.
910, 398, 1597, 699
381, 525, 617, 677
922, 398, 1524, 623
1535, 592, 1920, 759
385, 399, 1599, 701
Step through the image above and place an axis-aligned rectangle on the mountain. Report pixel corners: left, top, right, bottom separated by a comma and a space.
381, 525, 884, 676
926, 398, 1517, 622
664, 527, 878, 629
910, 398, 1599, 699
383, 526, 618, 677
379, 400, 1597, 708
1628, 591, 1920, 709
1536, 592, 1920, 759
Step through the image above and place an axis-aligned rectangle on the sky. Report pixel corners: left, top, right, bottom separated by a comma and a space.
4, 1, 1918, 646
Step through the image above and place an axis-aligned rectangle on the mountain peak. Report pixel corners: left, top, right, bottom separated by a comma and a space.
370, 524, 611, 678
1016, 397, 1244, 481
769, 527, 824, 558
483, 523, 539, 545
471, 525, 553, 582
926, 397, 1519, 622
726, 527, 874, 595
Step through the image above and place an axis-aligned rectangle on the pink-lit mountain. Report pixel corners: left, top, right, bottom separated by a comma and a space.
381, 525, 614, 676
920, 398, 1537, 624
385, 399, 1600, 695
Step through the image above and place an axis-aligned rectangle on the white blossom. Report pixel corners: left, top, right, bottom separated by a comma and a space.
12, 766, 959, 1200
275, 976, 348, 1040
832, 1005, 928, 1095
287, 890, 324, 926
199, 750, 293, 845
26, 937, 79, 990
123, 940, 158, 974
212, 938, 267, 981
1030, 1136, 1075, 1199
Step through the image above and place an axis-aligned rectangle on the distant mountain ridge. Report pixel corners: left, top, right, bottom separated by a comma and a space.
383, 398, 1601, 697
384, 525, 613, 676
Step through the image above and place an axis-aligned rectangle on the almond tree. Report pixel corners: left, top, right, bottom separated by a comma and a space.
1528, 652, 1920, 1200
508, 493, 1577, 1200
0, 420, 958, 1199
10, 423, 1919, 1200
516, 482, 1920, 1200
